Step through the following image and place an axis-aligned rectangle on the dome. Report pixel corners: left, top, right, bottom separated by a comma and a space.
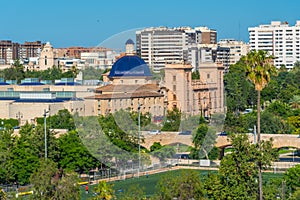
125, 39, 134, 45
108, 55, 152, 77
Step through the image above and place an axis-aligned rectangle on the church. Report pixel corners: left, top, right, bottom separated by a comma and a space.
86, 39, 165, 118
87, 39, 225, 120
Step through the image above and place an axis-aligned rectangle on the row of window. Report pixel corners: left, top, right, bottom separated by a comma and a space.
103, 97, 163, 108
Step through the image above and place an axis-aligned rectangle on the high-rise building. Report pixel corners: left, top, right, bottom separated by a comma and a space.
0, 40, 44, 65
0, 40, 19, 64
136, 26, 216, 72
249, 21, 300, 69
183, 44, 230, 71
20, 41, 44, 60
218, 39, 249, 66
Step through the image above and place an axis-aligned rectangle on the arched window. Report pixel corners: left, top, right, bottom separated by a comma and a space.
45, 56, 47, 65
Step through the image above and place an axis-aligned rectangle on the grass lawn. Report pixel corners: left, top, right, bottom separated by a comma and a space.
80, 169, 284, 199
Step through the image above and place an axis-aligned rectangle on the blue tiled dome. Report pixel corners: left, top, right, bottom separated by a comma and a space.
125, 39, 134, 45
108, 55, 152, 77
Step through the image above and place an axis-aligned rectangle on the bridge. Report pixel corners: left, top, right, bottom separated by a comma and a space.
142, 132, 300, 149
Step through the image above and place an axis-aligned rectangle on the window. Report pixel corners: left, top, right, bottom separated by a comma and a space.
173, 85, 176, 91
207, 73, 210, 79
173, 75, 176, 82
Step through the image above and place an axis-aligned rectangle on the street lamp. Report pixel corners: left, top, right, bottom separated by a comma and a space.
16, 112, 23, 125
44, 109, 49, 160
137, 103, 142, 178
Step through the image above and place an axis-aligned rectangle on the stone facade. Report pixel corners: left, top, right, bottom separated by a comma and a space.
164, 62, 224, 117
39, 42, 57, 70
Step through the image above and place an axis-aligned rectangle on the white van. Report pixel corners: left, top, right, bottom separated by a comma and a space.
242, 108, 253, 114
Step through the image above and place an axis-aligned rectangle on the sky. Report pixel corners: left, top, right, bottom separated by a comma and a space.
1, 0, 300, 49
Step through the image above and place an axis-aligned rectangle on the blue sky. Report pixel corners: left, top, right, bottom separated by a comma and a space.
1, 0, 300, 48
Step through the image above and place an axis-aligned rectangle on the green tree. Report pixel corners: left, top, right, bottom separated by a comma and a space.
52, 171, 80, 200
37, 109, 76, 130
204, 134, 278, 200
58, 130, 100, 173
30, 159, 57, 199
243, 49, 277, 200
0, 118, 18, 128
99, 68, 111, 81
224, 61, 255, 113
12, 123, 59, 185
161, 108, 181, 131
290, 189, 300, 200
294, 60, 300, 70
70, 65, 79, 78
150, 142, 163, 152
0, 128, 16, 184
287, 116, 300, 134
92, 181, 114, 200
289, 95, 300, 109
285, 164, 300, 193
3, 60, 25, 83
30, 159, 80, 200
156, 170, 204, 200
191, 123, 217, 160
192, 70, 200, 80
151, 146, 175, 162
263, 178, 286, 200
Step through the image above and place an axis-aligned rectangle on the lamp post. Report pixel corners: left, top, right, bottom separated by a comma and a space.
16, 112, 23, 125
138, 103, 142, 178
44, 109, 49, 160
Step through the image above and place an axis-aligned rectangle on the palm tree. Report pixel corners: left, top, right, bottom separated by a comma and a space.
243, 49, 277, 200
70, 65, 79, 78
289, 95, 300, 109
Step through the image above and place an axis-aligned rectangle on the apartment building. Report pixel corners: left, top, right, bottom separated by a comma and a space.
136, 26, 216, 72
0, 40, 44, 65
218, 39, 249, 66
249, 21, 300, 69
183, 44, 230, 71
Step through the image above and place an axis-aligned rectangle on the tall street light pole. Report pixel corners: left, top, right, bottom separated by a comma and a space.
138, 103, 141, 178
44, 109, 49, 160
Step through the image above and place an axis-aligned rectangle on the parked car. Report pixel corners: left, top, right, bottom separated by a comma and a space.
148, 130, 161, 134
242, 108, 253, 114
179, 130, 192, 135
218, 131, 227, 136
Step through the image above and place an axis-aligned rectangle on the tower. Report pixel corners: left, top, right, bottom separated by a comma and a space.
39, 42, 55, 70
125, 39, 135, 55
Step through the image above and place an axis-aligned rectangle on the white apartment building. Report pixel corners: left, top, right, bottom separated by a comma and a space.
249, 21, 300, 69
183, 44, 230, 71
218, 39, 249, 66
80, 51, 116, 70
136, 26, 216, 72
